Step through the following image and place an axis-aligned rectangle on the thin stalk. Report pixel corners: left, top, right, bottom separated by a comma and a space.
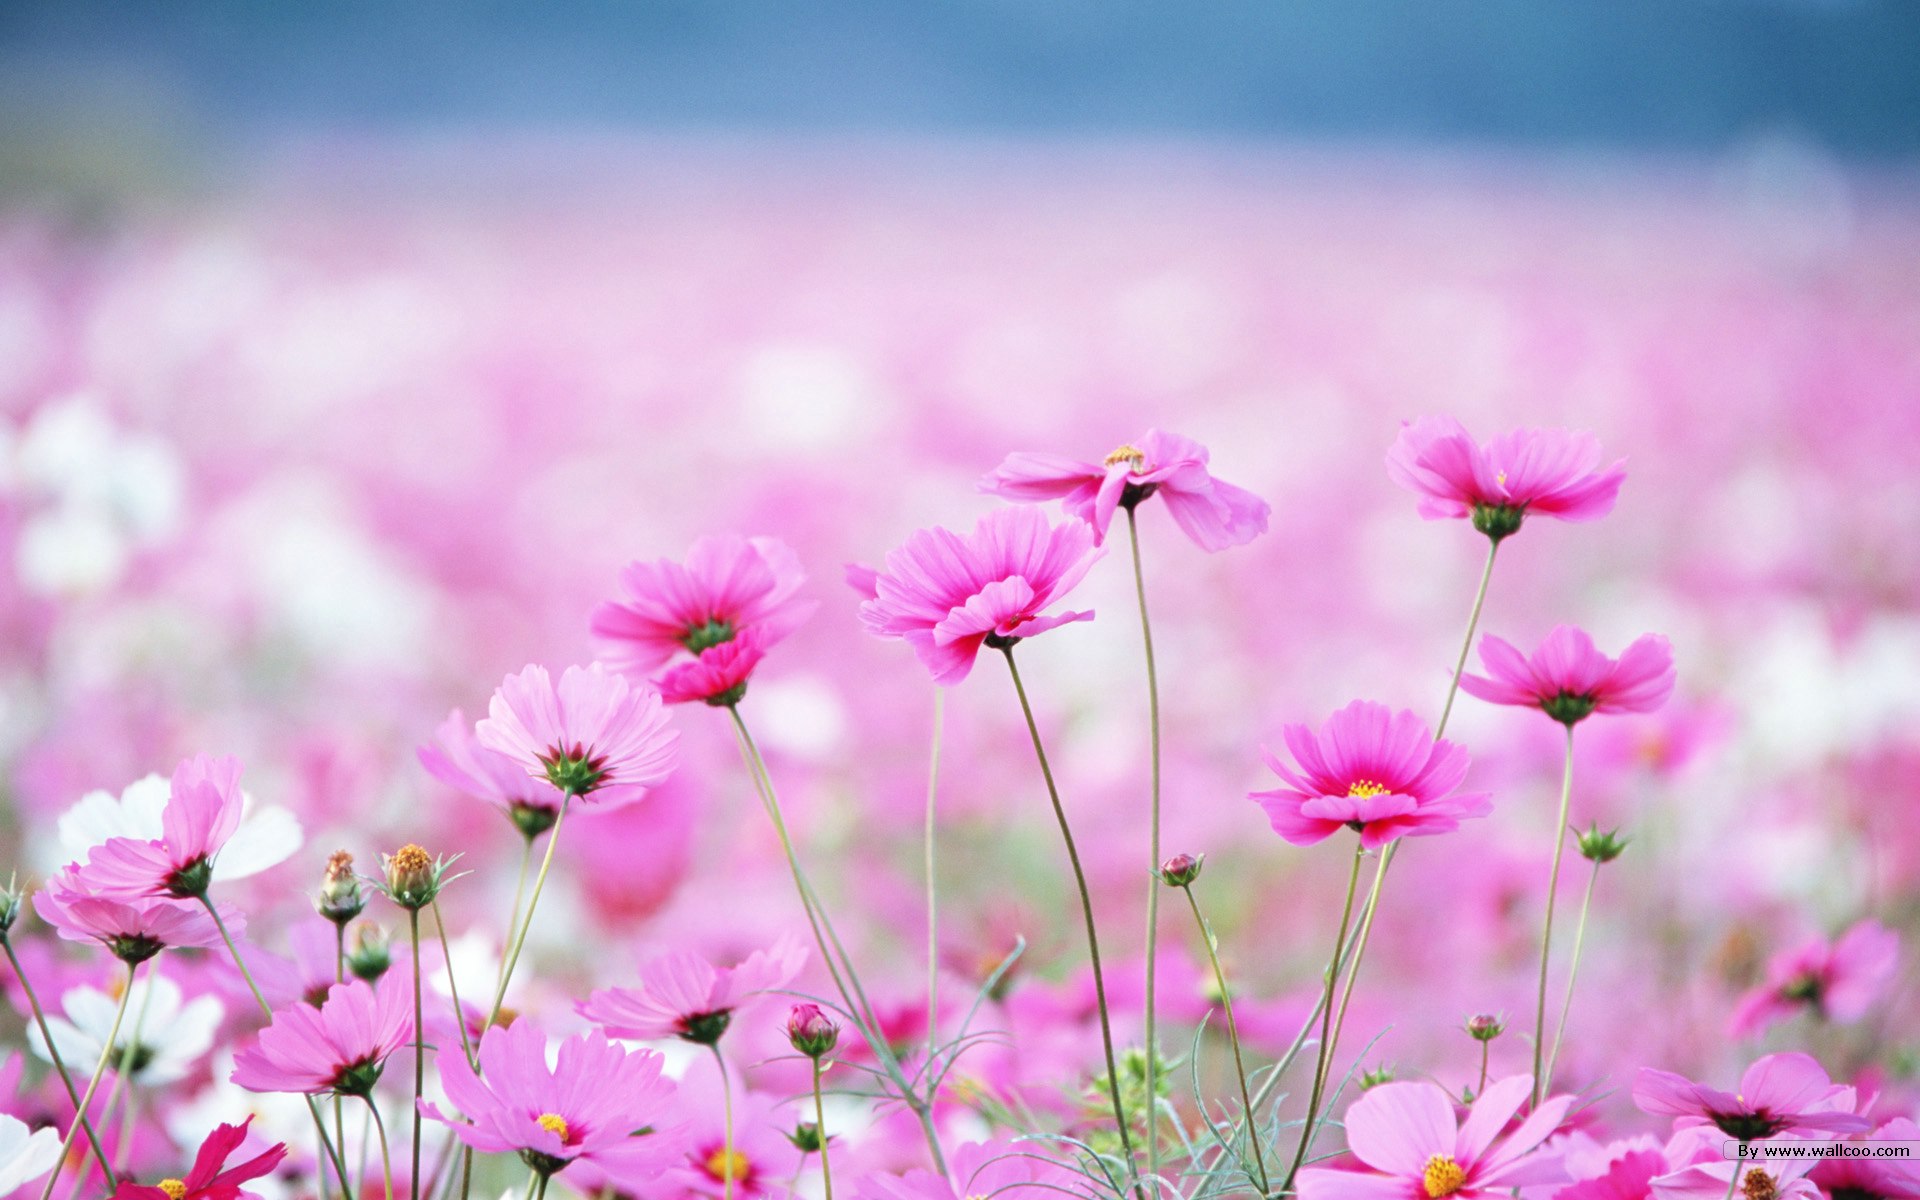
368, 1098, 394, 1200
1543, 860, 1602, 1089
493, 837, 536, 1002
431, 900, 477, 1067
487, 798, 573, 1029
334, 922, 347, 1200
38, 963, 134, 1200
711, 1046, 735, 1200
1477, 1040, 1490, 1098
1321, 849, 1391, 1100
812, 1058, 834, 1200
1724, 1153, 1747, 1200
925, 688, 944, 1074
2, 936, 114, 1181
1125, 506, 1165, 1186
1531, 726, 1577, 1107
410, 910, 425, 1200
1280, 843, 1366, 1194
532, 1174, 549, 1200
997, 645, 1141, 1190
1436, 540, 1499, 741
1181, 884, 1268, 1196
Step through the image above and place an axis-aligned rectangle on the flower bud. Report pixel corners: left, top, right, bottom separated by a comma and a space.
1464, 1013, 1505, 1042
786, 1003, 840, 1059
316, 851, 367, 926
1157, 852, 1204, 888
785, 1123, 828, 1154
1359, 1064, 1396, 1090
1577, 824, 1628, 864
346, 923, 391, 982
0, 874, 24, 935
382, 844, 436, 910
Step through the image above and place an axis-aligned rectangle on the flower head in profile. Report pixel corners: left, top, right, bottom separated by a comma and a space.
578, 936, 805, 1046
1633, 1052, 1869, 1140
591, 535, 815, 705
1650, 1153, 1821, 1200
1386, 416, 1626, 541
74, 755, 265, 900
1730, 920, 1899, 1039
422, 1020, 679, 1185
109, 1118, 288, 1200
476, 663, 679, 804
1250, 700, 1491, 849
230, 976, 413, 1097
1461, 626, 1675, 726
60, 764, 300, 891
1297, 1075, 1572, 1200
420, 709, 567, 838
33, 869, 232, 964
654, 627, 769, 708
860, 506, 1101, 685
980, 429, 1270, 550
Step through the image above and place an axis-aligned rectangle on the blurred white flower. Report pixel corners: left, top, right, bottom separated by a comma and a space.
0, 1115, 62, 1194
29, 974, 222, 1086
56, 773, 302, 881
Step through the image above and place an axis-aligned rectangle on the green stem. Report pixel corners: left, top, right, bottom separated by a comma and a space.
1125, 506, 1165, 1187
711, 1046, 735, 1200
1321, 849, 1390, 1101
368, 1098, 394, 1200
38, 963, 135, 1200
1477, 1040, 1490, 1098
998, 645, 1141, 1192
431, 901, 477, 1068
925, 688, 944, 1076
333, 922, 346, 1200
1435, 539, 1499, 741
1280, 842, 1366, 1194
812, 1058, 834, 1200
1532, 725, 1577, 1106
487, 797, 572, 1030
1, 936, 115, 1182
1543, 860, 1602, 1091
493, 837, 535, 1003
1182, 884, 1268, 1196
410, 909, 425, 1200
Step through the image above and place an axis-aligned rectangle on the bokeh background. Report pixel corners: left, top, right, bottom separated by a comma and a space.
2, 0, 1919, 1180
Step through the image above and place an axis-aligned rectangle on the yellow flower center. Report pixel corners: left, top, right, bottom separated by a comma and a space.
159, 1181, 187, 1200
391, 844, 432, 874
1742, 1169, 1778, 1200
705, 1147, 750, 1182
1348, 779, 1389, 799
536, 1112, 568, 1140
1495, 470, 1508, 486
1104, 444, 1146, 469
1423, 1155, 1467, 1198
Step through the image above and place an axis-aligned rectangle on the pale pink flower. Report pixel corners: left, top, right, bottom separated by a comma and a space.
980, 428, 1270, 549
1649, 1154, 1820, 1200
577, 936, 805, 1045
860, 506, 1100, 685
475, 663, 679, 804
1460, 626, 1675, 726
854, 1137, 1083, 1199
1297, 1075, 1572, 1200
230, 976, 413, 1096
1633, 1052, 1870, 1140
1385, 417, 1626, 539
1250, 700, 1491, 849
1729, 919, 1899, 1039
421, 1020, 679, 1187
419, 708, 567, 837
76, 755, 248, 899
32, 867, 231, 963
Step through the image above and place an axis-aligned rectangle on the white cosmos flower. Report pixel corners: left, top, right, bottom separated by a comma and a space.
56, 772, 302, 880
29, 974, 222, 1086
0, 1115, 63, 1192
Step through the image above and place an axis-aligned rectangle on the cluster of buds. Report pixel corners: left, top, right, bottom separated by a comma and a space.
786, 1003, 839, 1059
315, 851, 366, 926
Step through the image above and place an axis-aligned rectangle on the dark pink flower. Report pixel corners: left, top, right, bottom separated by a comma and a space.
654, 627, 769, 707
980, 428, 1269, 550
1554, 1146, 1671, 1200
1385, 417, 1626, 540
1729, 919, 1899, 1039
422, 1020, 679, 1187
1633, 1052, 1870, 1140
859, 506, 1100, 685
1460, 626, 1675, 726
578, 937, 804, 1045
1296, 1075, 1572, 1200
476, 663, 680, 804
230, 976, 413, 1097
110, 1117, 287, 1200
32, 868, 231, 964
1250, 700, 1491, 849
76, 755, 248, 899
1810, 1118, 1920, 1199
590, 535, 815, 702
419, 708, 567, 837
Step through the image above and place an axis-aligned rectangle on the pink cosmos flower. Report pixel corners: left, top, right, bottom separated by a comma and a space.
75, 755, 248, 899
475, 663, 680, 803
1460, 626, 1676, 726
860, 505, 1101, 685
1385, 417, 1626, 540
853, 1137, 1083, 1199
653, 627, 769, 707
421, 1020, 679, 1187
110, 1117, 287, 1200
418, 708, 568, 838
1296, 1075, 1572, 1200
979, 429, 1270, 550
1249, 700, 1492, 849
1810, 1118, 1920, 1200
1633, 1052, 1870, 1140
1729, 919, 1899, 1039
1554, 1145, 1673, 1200
590, 535, 815, 702
230, 976, 413, 1097
1649, 1153, 1820, 1200
577, 936, 805, 1045
32, 868, 231, 964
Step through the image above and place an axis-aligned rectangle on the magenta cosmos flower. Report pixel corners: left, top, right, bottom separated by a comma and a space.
230, 976, 412, 1097
1811, 1118, 1920, 1200
853, 1138, 1083, 1199
110, 1118, 287, 1200
476, 663, 679, 804
980, 428, 1270, 550
860, 505, 1101, 685
76, 755, 247, 900
33, 868, 231, 964
1385, 416, 1626, 541
419, 708, 567, 838
1461, 626, 1676, 726
422, 1020, 679, 1187
1298, 1075, 1572, 1200
1250, 700, 1491, 850
1633, 1052, 1870, 1140
1730, 919, 1899, 1039
577, 936, 804, 1046
590, 535, 815, 706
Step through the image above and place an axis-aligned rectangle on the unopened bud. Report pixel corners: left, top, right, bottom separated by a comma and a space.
1359, 1063, 1396, 1090
1577, 825, 1628, 864
785, 1123, 828, 1154
346, 924, 391, 982
316, 851, 366, 926
1465, 1013, 1505, 1042
1158, 853, 1204, 888
786, 1003, 840, 1059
